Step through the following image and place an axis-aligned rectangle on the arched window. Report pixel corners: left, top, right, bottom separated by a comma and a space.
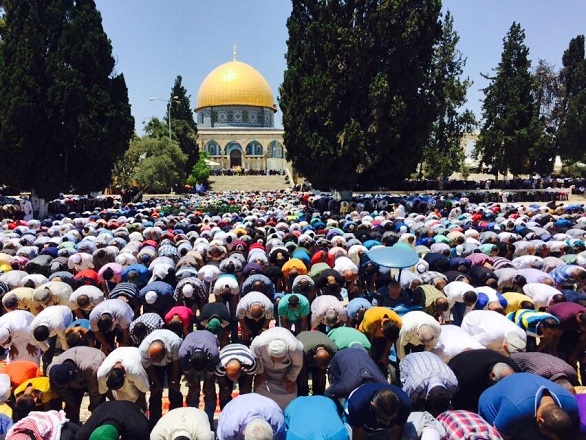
205, 141, 220, 156
246, 141, 263, 156
268, 140, 284, 158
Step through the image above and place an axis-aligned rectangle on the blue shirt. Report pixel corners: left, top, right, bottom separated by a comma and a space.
347, 297, 372, 320
284, 396, 347, 440
345, 383, 411, 431
479, 373, 578, 440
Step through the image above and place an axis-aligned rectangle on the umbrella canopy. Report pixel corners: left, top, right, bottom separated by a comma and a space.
366, 245, 419, 269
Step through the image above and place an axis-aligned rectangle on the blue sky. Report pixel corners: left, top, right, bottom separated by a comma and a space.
94, 0, 586, 135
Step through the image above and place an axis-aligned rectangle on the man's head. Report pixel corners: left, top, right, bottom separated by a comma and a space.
148, 340, 167, 363
539, 318, 561, 339
287, 295, 300, 310
225, 359, 243, 383
487, 301, 504, 314
244, 417, 273, 440
489, 362, 515, 384
249, 303, 265, 321
503, 331, 526, 354
32, 288, 51, 305
434, 297, 449, 314
76, 294, 90, 310
267, 338, 288, 361
417, 324, 437, 347
387, 280, 401, 298
14, 394, 36, 422
33, 325, 50, 342
252, 280, 264, 292
381, 318, 400, 342
425, 385, 452, 416
132, 322, 148, 342
463, 291, 478, 307
49, 359, 78, 386
189, 350, 210, 373
106, 365, 126, 391
3, 294, 18, 311
313, 346, 331, 370
97, 313, 114, 333
88, 424, 120, 440
325, 309, 339, 327
370, 388, 400, 427
537, 401, 575, 440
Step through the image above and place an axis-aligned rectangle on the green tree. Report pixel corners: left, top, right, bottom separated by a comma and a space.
279, 0, 442, 190
422, 11, 476, 180
0, 0, 134, 200
557, 35, 586, 163
474, 22, 541, 178
128, 135, 187, 193
167, 75, 199, 175
187, 151, 211, 186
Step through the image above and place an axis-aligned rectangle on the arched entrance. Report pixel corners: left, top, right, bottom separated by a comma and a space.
230, 149, 242, 168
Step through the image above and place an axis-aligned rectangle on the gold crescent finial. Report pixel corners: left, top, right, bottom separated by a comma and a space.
233, 44, 237, 61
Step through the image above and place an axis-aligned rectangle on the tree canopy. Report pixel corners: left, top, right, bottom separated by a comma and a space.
473, 22, 542, 177
0, 0, 134, 200
557, 35, 586, 163
280, 0, 442, 190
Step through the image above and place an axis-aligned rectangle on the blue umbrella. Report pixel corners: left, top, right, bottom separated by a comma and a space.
366, 245, 419, 269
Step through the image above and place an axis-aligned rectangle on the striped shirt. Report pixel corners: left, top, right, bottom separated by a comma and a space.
129, 313, 164, 344
506, 309, 559, 338
437, 410, 502, 440
215, 343, 257, 377
399, 351, 458, 403
511, 352, 578, 384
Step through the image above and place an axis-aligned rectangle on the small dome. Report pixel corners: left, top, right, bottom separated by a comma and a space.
195, 60, 276, 111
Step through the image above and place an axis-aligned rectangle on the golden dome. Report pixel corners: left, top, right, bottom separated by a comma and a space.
195, 60, 276, 111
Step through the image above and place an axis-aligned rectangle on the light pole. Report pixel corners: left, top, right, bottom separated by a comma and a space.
149, 96, 179, 139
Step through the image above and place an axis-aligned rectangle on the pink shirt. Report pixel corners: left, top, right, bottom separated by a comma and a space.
164, 306, 194, 325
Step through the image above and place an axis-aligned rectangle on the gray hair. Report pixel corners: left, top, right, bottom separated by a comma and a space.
244, 417, 273, 440
491, 362, 515, 382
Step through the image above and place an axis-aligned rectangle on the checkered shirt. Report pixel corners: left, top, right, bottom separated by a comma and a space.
437, 410, 503, 440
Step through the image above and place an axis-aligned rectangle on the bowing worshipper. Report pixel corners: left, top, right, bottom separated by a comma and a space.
511, 351, 580, 390
241, 273, 275, 300
461, 310, 527, 356
442, 280, 478, 325
396, 311, 441, 360
346, 297, 372, 328
96, 346, 149, 411
6, 410, 79, 440
250, 326, 304, 410
216, 393, 285, 440
150, 407, 213, 440
0, 310, 41, 364
295, 330, 337, 396
448, 349, 519, 412
1, 287, 37, 315
12, 375, 60, 421
325, 346, 388, 402
479, 373, 579, 440
328, 326, 372, 351
68, 285, 104, 319
128, 312, 164, 346
47, 346, 106, 424
345, 382, 412, 440
546, 301, 586, 367
414, 284, 449, 323
310, 294, 348, 331
373, 278, 413, 309
197, 301, 232, 347
436, 410, 503, 440
31, 281, 73, 311
284, 396, 348, 440
164, 305, 195, 338
430, 324, 484, 363
139, 280, 176, 318
506, 308, 561, 352
88, 298, 134, 354
399, 352, 458, 416
74, 400, 151, 440
216, 342, 257, 409
30, 305, 74, 370
236, 290, 274, 344
108, 281, 142, 319
277, 293, 309, 335
138, 328, 183, 427
178, 329, 220, 426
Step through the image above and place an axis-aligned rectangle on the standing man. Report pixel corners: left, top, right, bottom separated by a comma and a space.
250, 326, 304, 409
47, 346, 106, 424
138, 328, 183, 427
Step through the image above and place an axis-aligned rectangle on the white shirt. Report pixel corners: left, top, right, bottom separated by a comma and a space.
397, 311, 441, 360
97, 346, 149, 402
511, 255, 542, 269
516, 268, 553, 284
0, 310, 40, 364
443, 281, 475, 320
30, 305, 73, 351
139, 329, 182, 368
431, 324, 484, 362
236, 291, 274, 320
151, 407, 212, 440
310, 295, 348, 329
69, 285, 104, 312
522, 283, 560, 309
461, 310, 526, 355
89, 299, 134, 331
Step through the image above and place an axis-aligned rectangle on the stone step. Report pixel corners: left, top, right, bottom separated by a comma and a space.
208, 175, 291, 192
